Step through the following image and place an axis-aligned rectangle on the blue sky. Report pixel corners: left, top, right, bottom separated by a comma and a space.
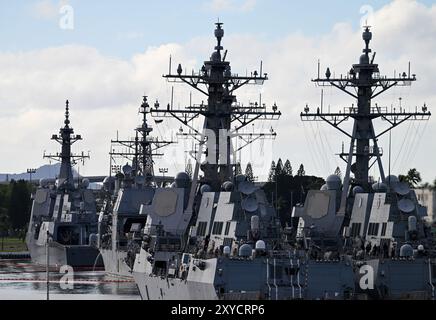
0, 0, 435, 182
1, 0, 434, 58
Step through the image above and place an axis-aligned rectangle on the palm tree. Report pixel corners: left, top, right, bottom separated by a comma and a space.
399, 168, 422, 187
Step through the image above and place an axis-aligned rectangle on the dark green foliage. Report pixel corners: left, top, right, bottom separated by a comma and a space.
0, 180, 32, 234
264, 160, 324, 226
264, 174, 325, 226
275, 158, 284, 177
399, 168, 422, 187
245, 163, 254, 182
283, 160, 293, 177
334, 167, 342, 179
297, 164, 306, 176
235, 162, 242, 176
268, 161, 276, 182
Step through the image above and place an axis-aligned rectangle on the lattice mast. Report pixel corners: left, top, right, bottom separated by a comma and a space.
110, 96, 174, 180
301, 27, 431, 213
152, 22, 281, 191
44, 100, 89, 190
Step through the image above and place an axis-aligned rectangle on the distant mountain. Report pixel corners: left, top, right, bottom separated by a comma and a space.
0, 164, 79, 182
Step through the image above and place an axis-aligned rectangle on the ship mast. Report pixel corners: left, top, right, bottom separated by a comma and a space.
44, 100, 89, 190
110, 96, 174, 184
152, 22, 281, 191
301, 27, 431, 214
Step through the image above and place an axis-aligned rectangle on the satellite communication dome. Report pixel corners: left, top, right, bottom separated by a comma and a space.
222, 181, 234, 192
103, 176, 115, 191
223, 246, 231, 256
326, 175, 342, 190
386, 175, 400, 185
399, 199, 415, 214
122, 164, 133, 175
400, 244, 414, 258
418, 245, 425, 252
239, 244, 253, 257
255, 240, 266, 251
170, 182, 177, 188
200, 184, 212, 194
39, 178, 49, 188
394, 182, 411, 196
82, 178, 90, 189
372, 182, 387, 192
238, 181, 256, 195
320, 184, 329, 191
235, 175, 247, 183
353, 186, 365, 196
242, 197, 259, 213
175, 172, 191, 188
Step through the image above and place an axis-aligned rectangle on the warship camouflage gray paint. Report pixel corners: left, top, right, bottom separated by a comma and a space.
132, 23, 355, 300
98, 97, 173, 278
297, 27, 434, 300
26, 101, 103, 268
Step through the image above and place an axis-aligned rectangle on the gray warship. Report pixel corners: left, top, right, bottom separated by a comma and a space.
97, 96, 174, 278
296, 27, 434, 299
131, 23, 357, 301
26, 100, 103, 268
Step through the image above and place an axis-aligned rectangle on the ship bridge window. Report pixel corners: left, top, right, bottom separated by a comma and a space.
381, 223, 387, 237
224, 222, 231, 236
350, 223, 362, 238
368, 223, 380, 236
212, 222, 224, 235
197, 222, 207, 237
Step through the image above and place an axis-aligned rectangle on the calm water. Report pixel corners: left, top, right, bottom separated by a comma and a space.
0, 260, 140, 300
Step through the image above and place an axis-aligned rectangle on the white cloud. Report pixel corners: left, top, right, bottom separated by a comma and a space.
1, 0, 436, 183
205, 0, 257, 12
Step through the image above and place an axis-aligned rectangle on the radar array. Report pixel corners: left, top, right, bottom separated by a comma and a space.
301, 27, 431, 213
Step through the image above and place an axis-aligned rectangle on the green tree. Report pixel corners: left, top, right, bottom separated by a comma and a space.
334, 167, 342, 179
268, 161, 276, 182
235, 162, 242, 176
8, 180, 32, 231
399, 168, 422, 187
283, 160, 293, 177
275, 158, 284, 177
245, 163, 254, 182
297, 164, 306, 177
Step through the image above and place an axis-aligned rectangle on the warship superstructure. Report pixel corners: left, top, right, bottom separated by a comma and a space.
98, 96, 174, 278
131, 23, 357, 301
296, 27, 433, 299
26, 101, 103, 268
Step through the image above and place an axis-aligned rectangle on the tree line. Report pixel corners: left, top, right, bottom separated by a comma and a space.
0, 180, 33, 238
238, 159, 325, 226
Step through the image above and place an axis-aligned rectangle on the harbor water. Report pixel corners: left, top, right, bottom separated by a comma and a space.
0, 260, 140, 300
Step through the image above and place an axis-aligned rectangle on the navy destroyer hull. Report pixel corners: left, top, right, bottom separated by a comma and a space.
132, 249, 355, 300
355, 258, 436, 300
26, 234, 103, 268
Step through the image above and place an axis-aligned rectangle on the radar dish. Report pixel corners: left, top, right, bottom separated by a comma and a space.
238, 181, 257, 195
122, 164, 133, 175
242, 197, 259, 213
398, 199, 415, 213
394, 182, 411, 196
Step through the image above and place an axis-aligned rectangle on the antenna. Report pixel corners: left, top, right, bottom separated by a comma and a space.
302, 27, 431, 215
